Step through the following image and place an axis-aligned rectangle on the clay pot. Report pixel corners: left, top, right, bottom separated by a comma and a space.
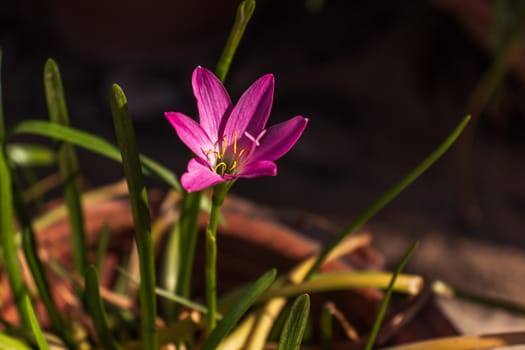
1, 189, 457, 347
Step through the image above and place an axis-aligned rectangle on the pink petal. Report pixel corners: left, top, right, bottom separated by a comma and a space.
192, 66, 232, 138
222, 74, 274, 143
165, 111, 213, 159
236, 160, 277, 178
181, 158, 226, 192
250, 116, 308, 162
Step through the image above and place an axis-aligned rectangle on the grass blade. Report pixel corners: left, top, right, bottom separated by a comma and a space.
215, 0, 256, 82
320, 303, 333, 350
117, 266, 212, 316
0, 147, 30, 327
44, 58, 87, 277
12, 175, 72, 346
432, 279, 525, 315
201, 269, 277, 350
0, 49, 5, 141
84, 265, 121, 350
161, 190, 202, 321
364, 242, 419, 350
256, 272, 422, 304
9, 120, 181, 190
23, 294, 50, 350
110, 84, 157, 349
306, 115, 471, 279
96, 222, 111, 272
277, 294, 310, 350
0, 49, 31, 327
7, 143, 56, 167
0, 333, 32, 350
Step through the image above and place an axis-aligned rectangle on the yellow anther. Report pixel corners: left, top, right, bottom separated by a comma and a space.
238, 148, 246, 159
220, 137, 227, 158
229, 161, 238, 172
214, 162, 227, 174
233, 131, 238, 155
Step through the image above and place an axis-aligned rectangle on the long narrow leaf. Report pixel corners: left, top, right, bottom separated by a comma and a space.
44, 58, 87, 277
0, 333, 32, 350
0, 49, 5, 141
84, 265, 120, 350
161, 190, 202, 321
96, 222, 111, 272
117, 266, 211, 316
23, 294, 50, 350
201, 269, 277, 350
306, 115, 471, 279
110, 84, 157, 349
0, 152, 30, 326
364, 242, 419, 350
277, 294, 310, 350
12, 175, 72, 346
0, 50, 30, 327
222, 272, 422, 309
7, 143, 55, 167
9, 120, 181, 191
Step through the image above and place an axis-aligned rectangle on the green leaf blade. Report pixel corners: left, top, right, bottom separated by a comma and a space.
23, 294, 50, 350
110, 84, 157, 349
201, 269, 277, 350
9, 120, 181, 190
364, 242, 419, 350
7, 143, 55, 167
84, 265, 121, 350
13, 176, 72, 345
277, 294, 310, 350
44, 58, 87, 277
307, 115, 471, 279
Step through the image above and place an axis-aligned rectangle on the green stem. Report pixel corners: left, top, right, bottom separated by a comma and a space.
215, 0, 256, 82
205, 182, 231, 331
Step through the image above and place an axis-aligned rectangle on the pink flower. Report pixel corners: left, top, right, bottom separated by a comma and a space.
165, 66, 308, 192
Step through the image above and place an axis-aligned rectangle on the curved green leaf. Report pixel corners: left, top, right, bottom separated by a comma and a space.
364, 242, 419, 350
13, 175, 72, 345
85, 265, 120, 350
307, 115, 471, 279
201, 269, 277, 350
23, 294, 50, 350
44, 58, 87, 279
0, 333, 31, 350
277, 294, 310, 350
110, 84, 157, 349
6, 144, 55, 167
9, 120, 181, 191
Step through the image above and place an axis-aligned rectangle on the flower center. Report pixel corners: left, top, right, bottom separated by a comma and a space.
203, 130, 266, 176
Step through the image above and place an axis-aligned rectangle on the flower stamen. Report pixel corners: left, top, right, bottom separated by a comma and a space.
244, 130, 267, 147
214, 162, 227, 174
233, 131, 238, 155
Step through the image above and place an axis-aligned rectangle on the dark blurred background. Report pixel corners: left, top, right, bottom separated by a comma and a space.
2, 0, 525, 256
